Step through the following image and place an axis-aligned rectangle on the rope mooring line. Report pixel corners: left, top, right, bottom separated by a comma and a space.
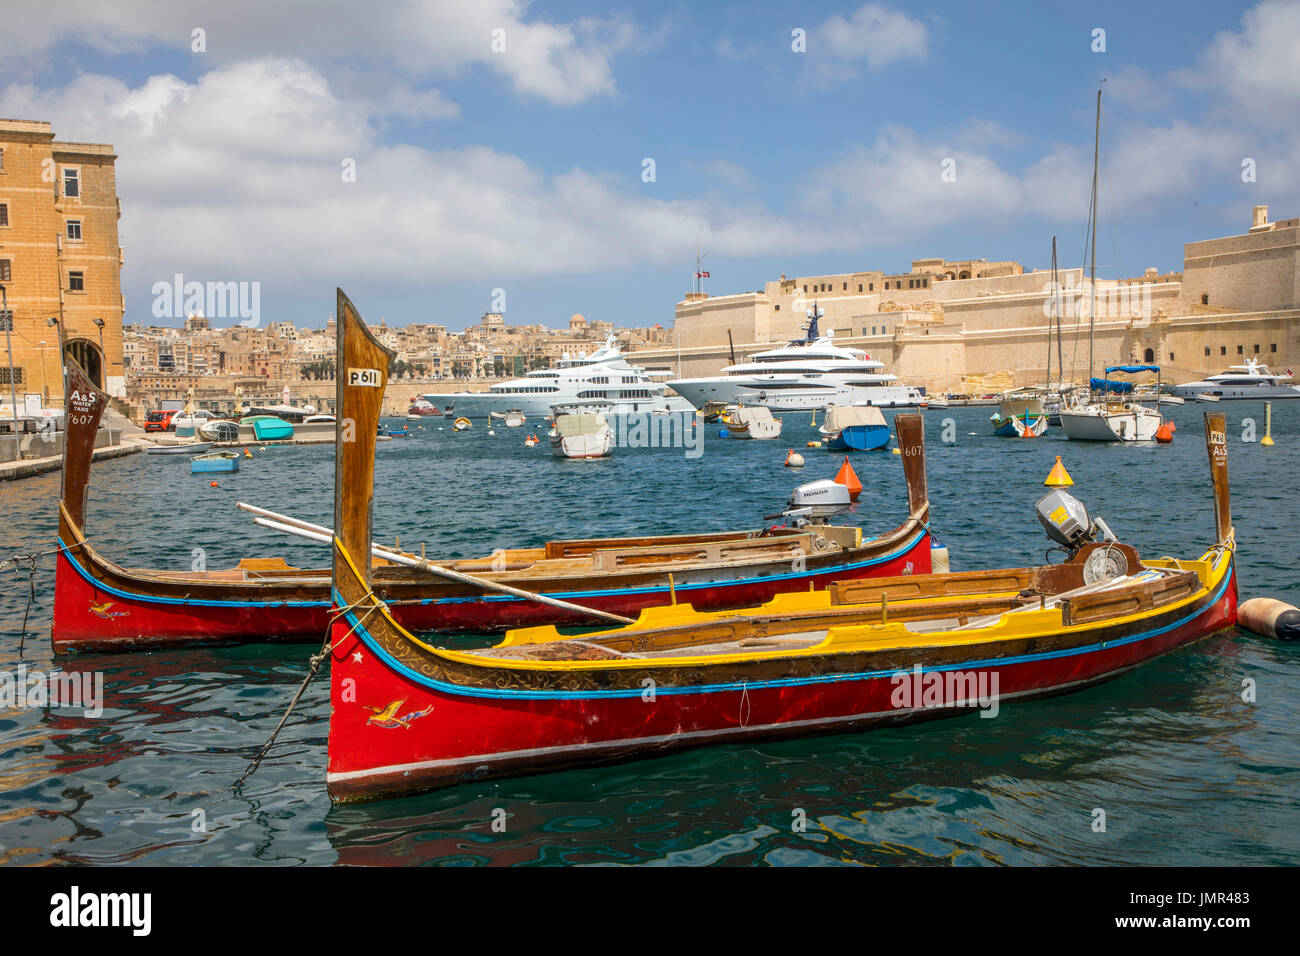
231, 594, 382, 792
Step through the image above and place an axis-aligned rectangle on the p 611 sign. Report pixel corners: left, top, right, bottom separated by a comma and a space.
348, 368, 382, 388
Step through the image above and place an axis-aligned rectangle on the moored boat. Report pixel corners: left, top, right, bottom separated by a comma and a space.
725, 405, 782, 439
819, 405, 890, 451
240, 415, 295, 441
990, 395, 1048, 438
323, 295, 1239, 801
452, 417, 472, 431
49, 322, 937, 654
550, 406, 613, 459
147, 441, 213, 455
190, 451, 241, 474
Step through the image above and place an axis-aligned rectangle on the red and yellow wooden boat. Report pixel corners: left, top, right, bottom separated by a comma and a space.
325, 291, 1238, 802
52, 346, 934, 654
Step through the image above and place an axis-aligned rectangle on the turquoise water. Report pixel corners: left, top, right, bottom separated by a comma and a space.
1, 404, 1297, 866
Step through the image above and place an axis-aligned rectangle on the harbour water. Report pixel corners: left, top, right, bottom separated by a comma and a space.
1, 403, 1297, 866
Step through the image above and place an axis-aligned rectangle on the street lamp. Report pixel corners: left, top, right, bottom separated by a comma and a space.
38, 341, 49, 405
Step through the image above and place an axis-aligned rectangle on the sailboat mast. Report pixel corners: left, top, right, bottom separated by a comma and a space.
1052, 236, 1062, 392
1088, 88, 1101, 389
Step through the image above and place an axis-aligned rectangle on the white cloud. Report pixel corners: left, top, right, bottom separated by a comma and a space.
0, 60, 810, 299
810, 3, 929, 81
1195, 0, 1300, 120
0, 0, 639, 107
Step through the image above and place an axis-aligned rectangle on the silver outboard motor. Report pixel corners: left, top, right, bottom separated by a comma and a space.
766, 479, 852, 527
1036, 489, 1117, 558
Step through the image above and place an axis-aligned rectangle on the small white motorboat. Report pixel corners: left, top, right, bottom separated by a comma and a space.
147, 441, 214, 455
504, 409, 526, 428
550, 411, 613, 459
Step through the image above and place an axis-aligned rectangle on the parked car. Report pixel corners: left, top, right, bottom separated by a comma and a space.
144, 410, 179, 433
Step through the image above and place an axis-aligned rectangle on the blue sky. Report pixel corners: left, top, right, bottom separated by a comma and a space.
2, 0, 1294, 332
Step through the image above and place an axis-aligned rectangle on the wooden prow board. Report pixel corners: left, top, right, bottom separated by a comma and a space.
60, 356, 110, 533
1203, 411, 1231, 545
894, 413, 928, 519
331, 288, 396, 600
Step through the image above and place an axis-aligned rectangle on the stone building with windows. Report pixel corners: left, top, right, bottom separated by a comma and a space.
651, 207, 1299, 394
0, 119, 126, 410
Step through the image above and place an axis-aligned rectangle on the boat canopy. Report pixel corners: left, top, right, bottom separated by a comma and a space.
1089, 377, 1133, 394
823, 405, 886, 432
554, 412, 610, 436
996, 396, 1044, 417
732, 406, 779, 426
1105, 365, 1161, 375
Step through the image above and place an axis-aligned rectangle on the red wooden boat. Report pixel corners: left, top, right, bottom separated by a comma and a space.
325, 290, 1238, 802
52, 356, 934, 654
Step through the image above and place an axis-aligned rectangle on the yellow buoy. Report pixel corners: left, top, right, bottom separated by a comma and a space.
1045, 455, 1073, 487
891, 447, 901, 455
1261, 402, 1275, 446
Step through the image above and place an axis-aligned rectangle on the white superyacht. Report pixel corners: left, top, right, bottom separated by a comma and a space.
435, 334, 693, 420
1169, 359, 1300, 401
669, 310, 926, 412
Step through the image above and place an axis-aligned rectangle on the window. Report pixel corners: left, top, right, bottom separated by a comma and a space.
1237, 345, 1244, 355
0, 259, 9, 282
63, 167, 80, 198
1271, 343, 1278, 353
0, 148, 5, 171
1204, 347, 1211, 357
1170, 352, 1175, 362
803, 285, 807, 293
842, 282, 847, 291
0, 203, 8, 227
68, 270, 85, 292
0, 367, 22, 385
0, 310, 12, 331
1254, 344, 1260, 354
858, 283, 863, 292
868, 283, 873, 291
871, 326, 877, 335
1221, 346, 1227, 356
1201, 293, 1209, 305
66, 220, 82, 240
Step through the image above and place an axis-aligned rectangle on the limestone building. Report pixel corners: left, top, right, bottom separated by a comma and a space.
647, 208, 1299, 394
0, 119, 125, 410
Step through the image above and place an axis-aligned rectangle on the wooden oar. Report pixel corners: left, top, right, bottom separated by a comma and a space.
240, 504, 634, 625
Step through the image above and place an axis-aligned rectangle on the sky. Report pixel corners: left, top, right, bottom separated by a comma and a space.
1, 0, 1297, 332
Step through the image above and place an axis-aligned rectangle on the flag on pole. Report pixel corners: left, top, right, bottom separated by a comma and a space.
696, 271, 710, 278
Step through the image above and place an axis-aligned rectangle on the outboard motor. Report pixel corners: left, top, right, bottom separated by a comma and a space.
1036, 489, 1118, 558
768, 479, 852, 528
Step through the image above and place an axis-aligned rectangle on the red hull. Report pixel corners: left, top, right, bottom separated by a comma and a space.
326, 561, 1235, 802
51, 531, 931, 653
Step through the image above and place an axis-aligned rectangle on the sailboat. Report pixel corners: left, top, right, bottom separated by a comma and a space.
1059, 90, 1167, 443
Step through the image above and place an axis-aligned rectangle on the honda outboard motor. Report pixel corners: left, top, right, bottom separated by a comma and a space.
1036, 489, 1117, 558
768, 479, 852, 527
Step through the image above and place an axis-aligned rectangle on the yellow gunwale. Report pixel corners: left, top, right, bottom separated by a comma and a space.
338, 538, 1234, 674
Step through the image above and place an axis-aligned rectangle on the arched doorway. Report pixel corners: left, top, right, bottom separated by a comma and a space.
64, 338, 104, 388
1143, 347, 1155, 363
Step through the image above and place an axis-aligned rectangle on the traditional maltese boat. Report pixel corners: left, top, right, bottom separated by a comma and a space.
324, 292, 1237, 801
51, 348, 935, 654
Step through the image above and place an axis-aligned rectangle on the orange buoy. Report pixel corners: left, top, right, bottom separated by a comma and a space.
210, 480, 218, 487
834, 457, 863, 501
1044, 456, 1073, 487
1155, 420, 1176, 444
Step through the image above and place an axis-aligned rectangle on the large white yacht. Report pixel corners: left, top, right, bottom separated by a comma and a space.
1169, 359, 1300, 401
435, 334, 693, 419
669, 311, 926, 412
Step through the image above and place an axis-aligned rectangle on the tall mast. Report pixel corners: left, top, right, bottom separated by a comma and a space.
1088, 88, 1101, 388
1052, 235, 1062, 392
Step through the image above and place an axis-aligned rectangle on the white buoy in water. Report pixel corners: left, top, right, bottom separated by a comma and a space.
784, 449, 804, 468
1239, 598, 1300, 641
488, 429, 496, 435
930, 546, 950, 574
